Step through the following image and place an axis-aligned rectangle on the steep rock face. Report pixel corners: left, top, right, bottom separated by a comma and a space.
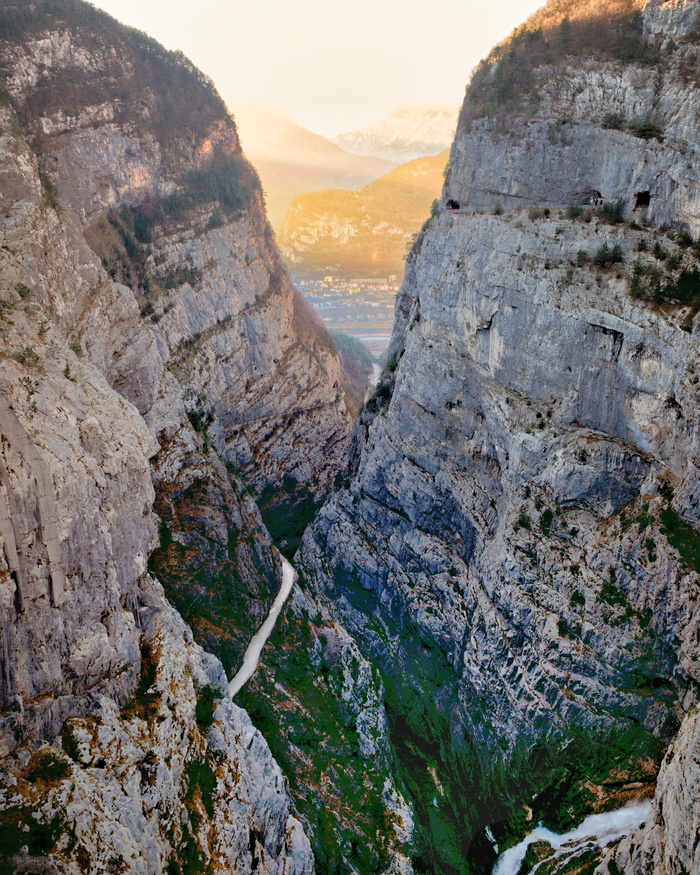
449, 0, 700, 235
0, 6, 418, 871
0, 0, 351, 501
0, 100, 156, 749
299, 0, 700, 869
0, 580, 314, 875
613, 703, 700, 875
0, 94, 313, 873
236, 581, 416, 875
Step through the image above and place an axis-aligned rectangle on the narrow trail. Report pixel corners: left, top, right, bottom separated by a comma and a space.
228, 555, 296, 698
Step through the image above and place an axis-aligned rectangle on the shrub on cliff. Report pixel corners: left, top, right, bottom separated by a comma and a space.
0, 0, 230, 149
463, 1, 659, 120
594, 242, 624, 268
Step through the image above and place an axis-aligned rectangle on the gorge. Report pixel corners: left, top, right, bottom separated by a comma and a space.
1, 1, 700, 874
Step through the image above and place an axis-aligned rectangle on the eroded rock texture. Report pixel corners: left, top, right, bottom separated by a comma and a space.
299, 0, 700, 870
0, 0, 350, 501
0, 1, 351, 869
0, 5, 414, 873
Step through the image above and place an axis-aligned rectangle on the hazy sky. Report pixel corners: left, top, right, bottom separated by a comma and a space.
90, 0, 544, 135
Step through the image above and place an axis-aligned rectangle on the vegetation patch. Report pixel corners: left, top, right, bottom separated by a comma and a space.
14, 346, 43, 370
238, 594, 395, 875
0, 0, 231, 149
195, 684, 223, 731
121, 641, 161, 722
660, 507, 700, 572
463, 4, 656, 121
258, 475, 320, 560
515, 510, 532, 531
596, 200, 625, 226
185, 757, 217, 819
168, 818, 207, 875
149, 473, 279, 678
629, 253, 700, 328
362, 378, 393, 414
521, 725, 660, 834
23, 749, 71, 788
593, 242, 624, 269
0, 806, 60, 860
161, 154, 257, 221
539, 508, 554, 535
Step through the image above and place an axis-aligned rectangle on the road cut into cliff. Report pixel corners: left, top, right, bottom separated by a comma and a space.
228, 555, 296, 697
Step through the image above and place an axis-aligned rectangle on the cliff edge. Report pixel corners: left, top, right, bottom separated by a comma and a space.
299, 1, 700, 871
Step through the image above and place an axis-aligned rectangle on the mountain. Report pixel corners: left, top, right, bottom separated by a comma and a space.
233, 102, 395, 228
278, 150, 448, 278
332, 102, 459, 164
298, 0, 700, 872
4, 1, 700, 875
0, 1, 369, 871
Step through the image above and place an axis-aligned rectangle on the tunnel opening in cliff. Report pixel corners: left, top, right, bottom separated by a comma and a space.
634, 190, 651, 209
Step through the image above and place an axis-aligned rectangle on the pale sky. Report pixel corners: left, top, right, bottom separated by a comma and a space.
89, 0, 545, 135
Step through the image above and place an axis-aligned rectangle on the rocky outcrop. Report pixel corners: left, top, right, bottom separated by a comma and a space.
0, 579, 314, 875
235, 579, 416, 874
298, 0, 700, 869
0, 98, 156, 747
0, 5, 415, 871
611, 704, 700, 875
450, 0, 700, 235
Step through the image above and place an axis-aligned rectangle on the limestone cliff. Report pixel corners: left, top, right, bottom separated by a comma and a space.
0, 5, 418, 873
0, 0, 350, 503
299, 0, 700, 871
0, 91, 313, 872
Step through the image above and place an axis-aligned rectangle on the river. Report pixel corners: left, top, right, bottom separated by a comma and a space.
492, 801, 651, 875
227, 556, 296, 698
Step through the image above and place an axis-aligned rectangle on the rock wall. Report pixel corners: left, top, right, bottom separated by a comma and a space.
0, 1, 358, 868
448, 0, 700, 235
0, 0, 350, 501
0, 87, 313, 875
0, 5, 415, 871
299, 0, 700, 870
0, 92, 314, 872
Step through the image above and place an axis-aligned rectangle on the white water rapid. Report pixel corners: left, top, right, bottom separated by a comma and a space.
492, 801, 651, 875
228, 555, 296, 698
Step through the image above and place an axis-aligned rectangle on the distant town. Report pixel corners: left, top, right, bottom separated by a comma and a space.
295, 276, 398, 360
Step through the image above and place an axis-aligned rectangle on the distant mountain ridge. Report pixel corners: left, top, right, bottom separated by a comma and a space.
332, 102, 459, 164
278, 150, 448, 279
233, 102, 395, 228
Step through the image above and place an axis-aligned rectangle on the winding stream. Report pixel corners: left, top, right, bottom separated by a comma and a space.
492, 801, 651, 875
228, 556, 296, 698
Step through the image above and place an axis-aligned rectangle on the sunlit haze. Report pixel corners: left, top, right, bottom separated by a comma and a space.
89, 0, 544, 135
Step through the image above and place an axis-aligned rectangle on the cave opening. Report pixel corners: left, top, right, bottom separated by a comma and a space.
634, 190, 651, 209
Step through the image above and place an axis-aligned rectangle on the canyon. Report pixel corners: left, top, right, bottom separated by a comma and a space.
1, 0, 699, 874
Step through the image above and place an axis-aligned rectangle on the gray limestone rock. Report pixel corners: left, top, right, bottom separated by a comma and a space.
0, 33, 316, 871
299, 0, 700, 867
